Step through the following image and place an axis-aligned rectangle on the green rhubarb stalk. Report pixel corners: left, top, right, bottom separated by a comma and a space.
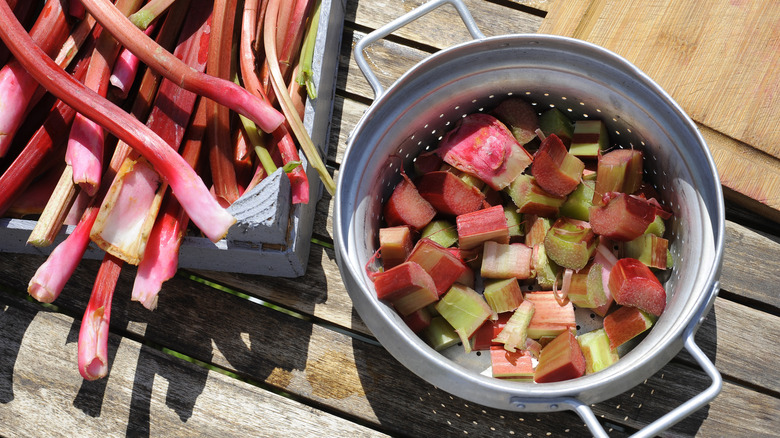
27, 166, 78, 247
128, 0, 177, 30
296, 0, 320, 99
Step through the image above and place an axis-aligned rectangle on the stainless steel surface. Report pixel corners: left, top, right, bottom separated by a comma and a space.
334, 11, 724, 432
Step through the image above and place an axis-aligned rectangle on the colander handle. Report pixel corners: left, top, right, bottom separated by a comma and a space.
549, 281, 723, 438
353, 0, 485, 100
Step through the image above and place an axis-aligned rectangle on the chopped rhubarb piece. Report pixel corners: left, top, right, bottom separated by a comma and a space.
379, 226, 414, 270
480, 241, 532, 280
374, 262, 438, 306
534, 331, 586, 383
402, 306, 433, 333
590, 192, 657, 241
383, 173, 436, 230
491, 347, 534, 381
531, 243, 560, 289
559, 179, 595, 221
483, 278, 525, 314
493, 300, 535, 352
531, 134, 585, 197
472, 313, 511, 351
504, 205, 524, 238
624, 233, 669, 269
603, 305, 655, 349
592, 149, 643, 205
423, 316, 460, 351
407, 238, 468, 296
413, 150, 443, 175
538, 108, 574, 147
435, 283, 495, 353
644, 214, 666, 237
456, 205, 510, 250
544, 217, 597, 270
608, 258, 667, 316
569, 120, 609, 158
577, 328, 619, 374
567, 263, 608, 308
491, 97, 539, 145
505, 174, 566, 217
436, 113, 533, 191
417, 170, 486, 216
525, 291, 576, 339
421, 220, 458, 248
524, 215, 552, 247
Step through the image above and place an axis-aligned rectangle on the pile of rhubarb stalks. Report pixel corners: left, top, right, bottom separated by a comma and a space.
371, 96, 674, 383
0, 0, 334, 380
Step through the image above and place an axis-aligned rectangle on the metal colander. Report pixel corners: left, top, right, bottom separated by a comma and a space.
333, 1, 724, 436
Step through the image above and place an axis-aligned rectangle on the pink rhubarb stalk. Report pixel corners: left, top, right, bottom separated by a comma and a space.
28, 206, 100, 303
66, 0, 145, 196
109, 24, 157, 98
131, 99, 207, 309
78, 253, 123, 381
0, 1, 236, 242
0, 0, 71, 157
78, 0, 285, 134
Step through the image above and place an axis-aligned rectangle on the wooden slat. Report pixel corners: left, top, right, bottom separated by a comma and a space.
352, 0, 543, 47
0, 294, 388, 437
720, 220, 780, 309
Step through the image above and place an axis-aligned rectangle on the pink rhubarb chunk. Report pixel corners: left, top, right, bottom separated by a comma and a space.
436, 113, 532, 191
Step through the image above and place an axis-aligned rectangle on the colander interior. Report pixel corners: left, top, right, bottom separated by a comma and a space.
336, 35, 722, 407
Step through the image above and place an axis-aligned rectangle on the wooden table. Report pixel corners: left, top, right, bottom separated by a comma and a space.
1, 1, 778, 436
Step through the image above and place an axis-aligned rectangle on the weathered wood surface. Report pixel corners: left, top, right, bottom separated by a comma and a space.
1, 1, 779, 437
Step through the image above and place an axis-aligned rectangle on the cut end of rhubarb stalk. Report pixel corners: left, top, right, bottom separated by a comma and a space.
27, 282, 57, 304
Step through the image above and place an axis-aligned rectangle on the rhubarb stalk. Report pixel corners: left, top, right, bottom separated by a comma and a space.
264, 0, 335, 195
78, 253, 123, 380
131, 98, 207, 309
66, 0, 145, 196
109, 24, 158, 98
128, 0, 177, 30
0, 0, 71, 157
207, 0, 241, 206
0, 1, 236, 242
78, 0, 285, 133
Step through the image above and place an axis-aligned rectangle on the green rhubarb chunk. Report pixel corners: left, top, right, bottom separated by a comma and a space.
423, 316, 460, 351
458, 172, 486, 191
624, 233, 669, 270
483, 278, 524, 313
559, 179, 595, 221
577, 328, 619, 374
435, 284, 495, 353
505, 174, 566, 218
539, 108, 574, 146
531, 243, 560, 289
524, 215, 553, 247
569, 120, 609, 158
421, 220, 458, 248
504, 205, 524, 237
493, 300, 535, 352
667, 249, 674, 269
544, 218, 598, 270
567, 263, 608, 308
644, 215, 666, 237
